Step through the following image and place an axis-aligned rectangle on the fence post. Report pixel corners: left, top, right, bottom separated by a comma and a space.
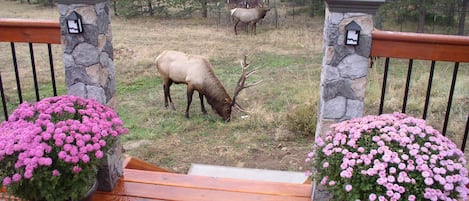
56, 0, 122, 192
313, 0, 384, 200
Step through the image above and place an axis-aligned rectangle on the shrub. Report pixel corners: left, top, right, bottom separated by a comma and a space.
306, 112, 469, 201
0, 95, 128, 201
285, 103, 317, 137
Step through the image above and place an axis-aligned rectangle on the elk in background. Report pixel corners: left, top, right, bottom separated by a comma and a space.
155, 50, 261, 122
230, 7, 271, 35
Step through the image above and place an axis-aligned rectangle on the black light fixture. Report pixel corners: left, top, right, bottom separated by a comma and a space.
66, 11, 83, 34
345, 21, 361, 46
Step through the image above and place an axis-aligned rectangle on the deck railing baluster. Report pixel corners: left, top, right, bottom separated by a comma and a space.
10, 42, 23, 104
402, 59, 413, 114
462, 114, 469, 151
422, 61, 435, 120
379, 57, 390, 115
29, 42, 40, 101
0, 73, 8, 120
48, 44, 57, 96
442, 62, 459, 136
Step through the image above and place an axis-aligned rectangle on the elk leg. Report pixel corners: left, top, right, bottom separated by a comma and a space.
198, 92, 207, 114
253, 23, 257, 35
245, 22, 249, 34
186, 86, 195, 118
234, 20, 240, 35
163, 80, 176, 110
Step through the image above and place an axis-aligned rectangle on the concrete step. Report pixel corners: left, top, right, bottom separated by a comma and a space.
188, 163, 309, 184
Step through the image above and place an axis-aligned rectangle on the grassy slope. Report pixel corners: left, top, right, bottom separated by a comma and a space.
0, 1, 323, 173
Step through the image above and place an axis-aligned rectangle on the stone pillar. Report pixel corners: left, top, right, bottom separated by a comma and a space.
313, 1, 384, 200
57, 0, 122, 192
57, 0, 116, 108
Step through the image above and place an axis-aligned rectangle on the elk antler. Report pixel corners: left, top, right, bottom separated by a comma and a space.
231, 56, 263, 113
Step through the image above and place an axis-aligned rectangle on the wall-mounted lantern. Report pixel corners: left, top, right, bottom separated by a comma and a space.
345, 21, 361, 46
66, 11, 83, 34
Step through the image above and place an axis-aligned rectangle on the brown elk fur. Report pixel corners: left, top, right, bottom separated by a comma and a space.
155, 50, 233, 121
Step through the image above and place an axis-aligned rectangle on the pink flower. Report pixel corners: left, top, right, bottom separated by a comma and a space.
323, 162, 329, 168
95, 150, 104, 159
2, 176, 11, 186
52, 169, 60, 176
369, 193, 377, 201
72, 166, 82, 173
12, 173, 22, 182
320, 176, 328, 185
24, 170, 33, 179
424, 177, 434, 185
81, 154, 90, 163
345, 184, 352, 192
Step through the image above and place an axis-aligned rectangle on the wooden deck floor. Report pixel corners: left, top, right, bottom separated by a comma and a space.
1, 157, 311, 201
94, 168, 312, 201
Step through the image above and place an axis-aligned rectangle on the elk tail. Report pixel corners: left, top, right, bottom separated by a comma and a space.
230, 8, 237, 16
155, 50, 168, 64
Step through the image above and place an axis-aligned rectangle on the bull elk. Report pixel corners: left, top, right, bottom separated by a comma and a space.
230, 7, 271, 35
155, 50, 261, 122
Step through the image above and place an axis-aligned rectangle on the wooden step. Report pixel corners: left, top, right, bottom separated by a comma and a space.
94, 168, 312, 201
188, 163, 309, 184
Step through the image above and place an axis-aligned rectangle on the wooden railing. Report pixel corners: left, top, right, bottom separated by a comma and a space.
370, 30, 469, 151
371, 30, 469, 62
0, 18, 60, 44
0, 18, 61, 120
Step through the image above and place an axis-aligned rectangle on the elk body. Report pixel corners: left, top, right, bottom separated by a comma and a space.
155, 50, 260, 122
230, 7, 271, 35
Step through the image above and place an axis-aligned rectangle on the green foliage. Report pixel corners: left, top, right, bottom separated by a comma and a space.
285, 103, 317, 137
116, 0, 143, 18
115, 0, 202, 18
376, 0, 464, 32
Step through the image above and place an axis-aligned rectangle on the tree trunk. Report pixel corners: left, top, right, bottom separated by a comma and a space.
459, 0, 468, 35
417, 0, 426, 33
201, 0, 208, 18
113, 0, 118, 16
147, 0, 154, 16
447, 0, 455, 26
309, 0, 315, 17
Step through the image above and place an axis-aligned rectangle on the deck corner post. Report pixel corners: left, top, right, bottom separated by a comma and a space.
57, 0, 122, 192
313, 0, 385, 200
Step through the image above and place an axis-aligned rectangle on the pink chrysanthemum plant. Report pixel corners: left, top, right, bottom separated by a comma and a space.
306, 112, 469, 201
0, 95, 128, 201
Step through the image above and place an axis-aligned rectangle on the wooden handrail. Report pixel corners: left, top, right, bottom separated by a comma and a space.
0, 18, 61, 44
371, 30, 469, 62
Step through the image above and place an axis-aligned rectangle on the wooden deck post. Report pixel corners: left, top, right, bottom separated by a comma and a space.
314, 0, 385, 200
56, 0, 122, 192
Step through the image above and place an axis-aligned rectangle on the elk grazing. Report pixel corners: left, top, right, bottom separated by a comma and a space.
155, 50, 261, 122
230, 7, 271, 35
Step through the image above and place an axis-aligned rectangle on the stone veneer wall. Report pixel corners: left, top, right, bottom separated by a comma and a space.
57, 0, 117, 109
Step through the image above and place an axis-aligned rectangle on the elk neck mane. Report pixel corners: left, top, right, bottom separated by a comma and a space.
200, 60, 232, 109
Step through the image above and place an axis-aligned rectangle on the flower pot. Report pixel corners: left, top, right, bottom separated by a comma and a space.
97, 138, 124, 192
76, 178, 98, 201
